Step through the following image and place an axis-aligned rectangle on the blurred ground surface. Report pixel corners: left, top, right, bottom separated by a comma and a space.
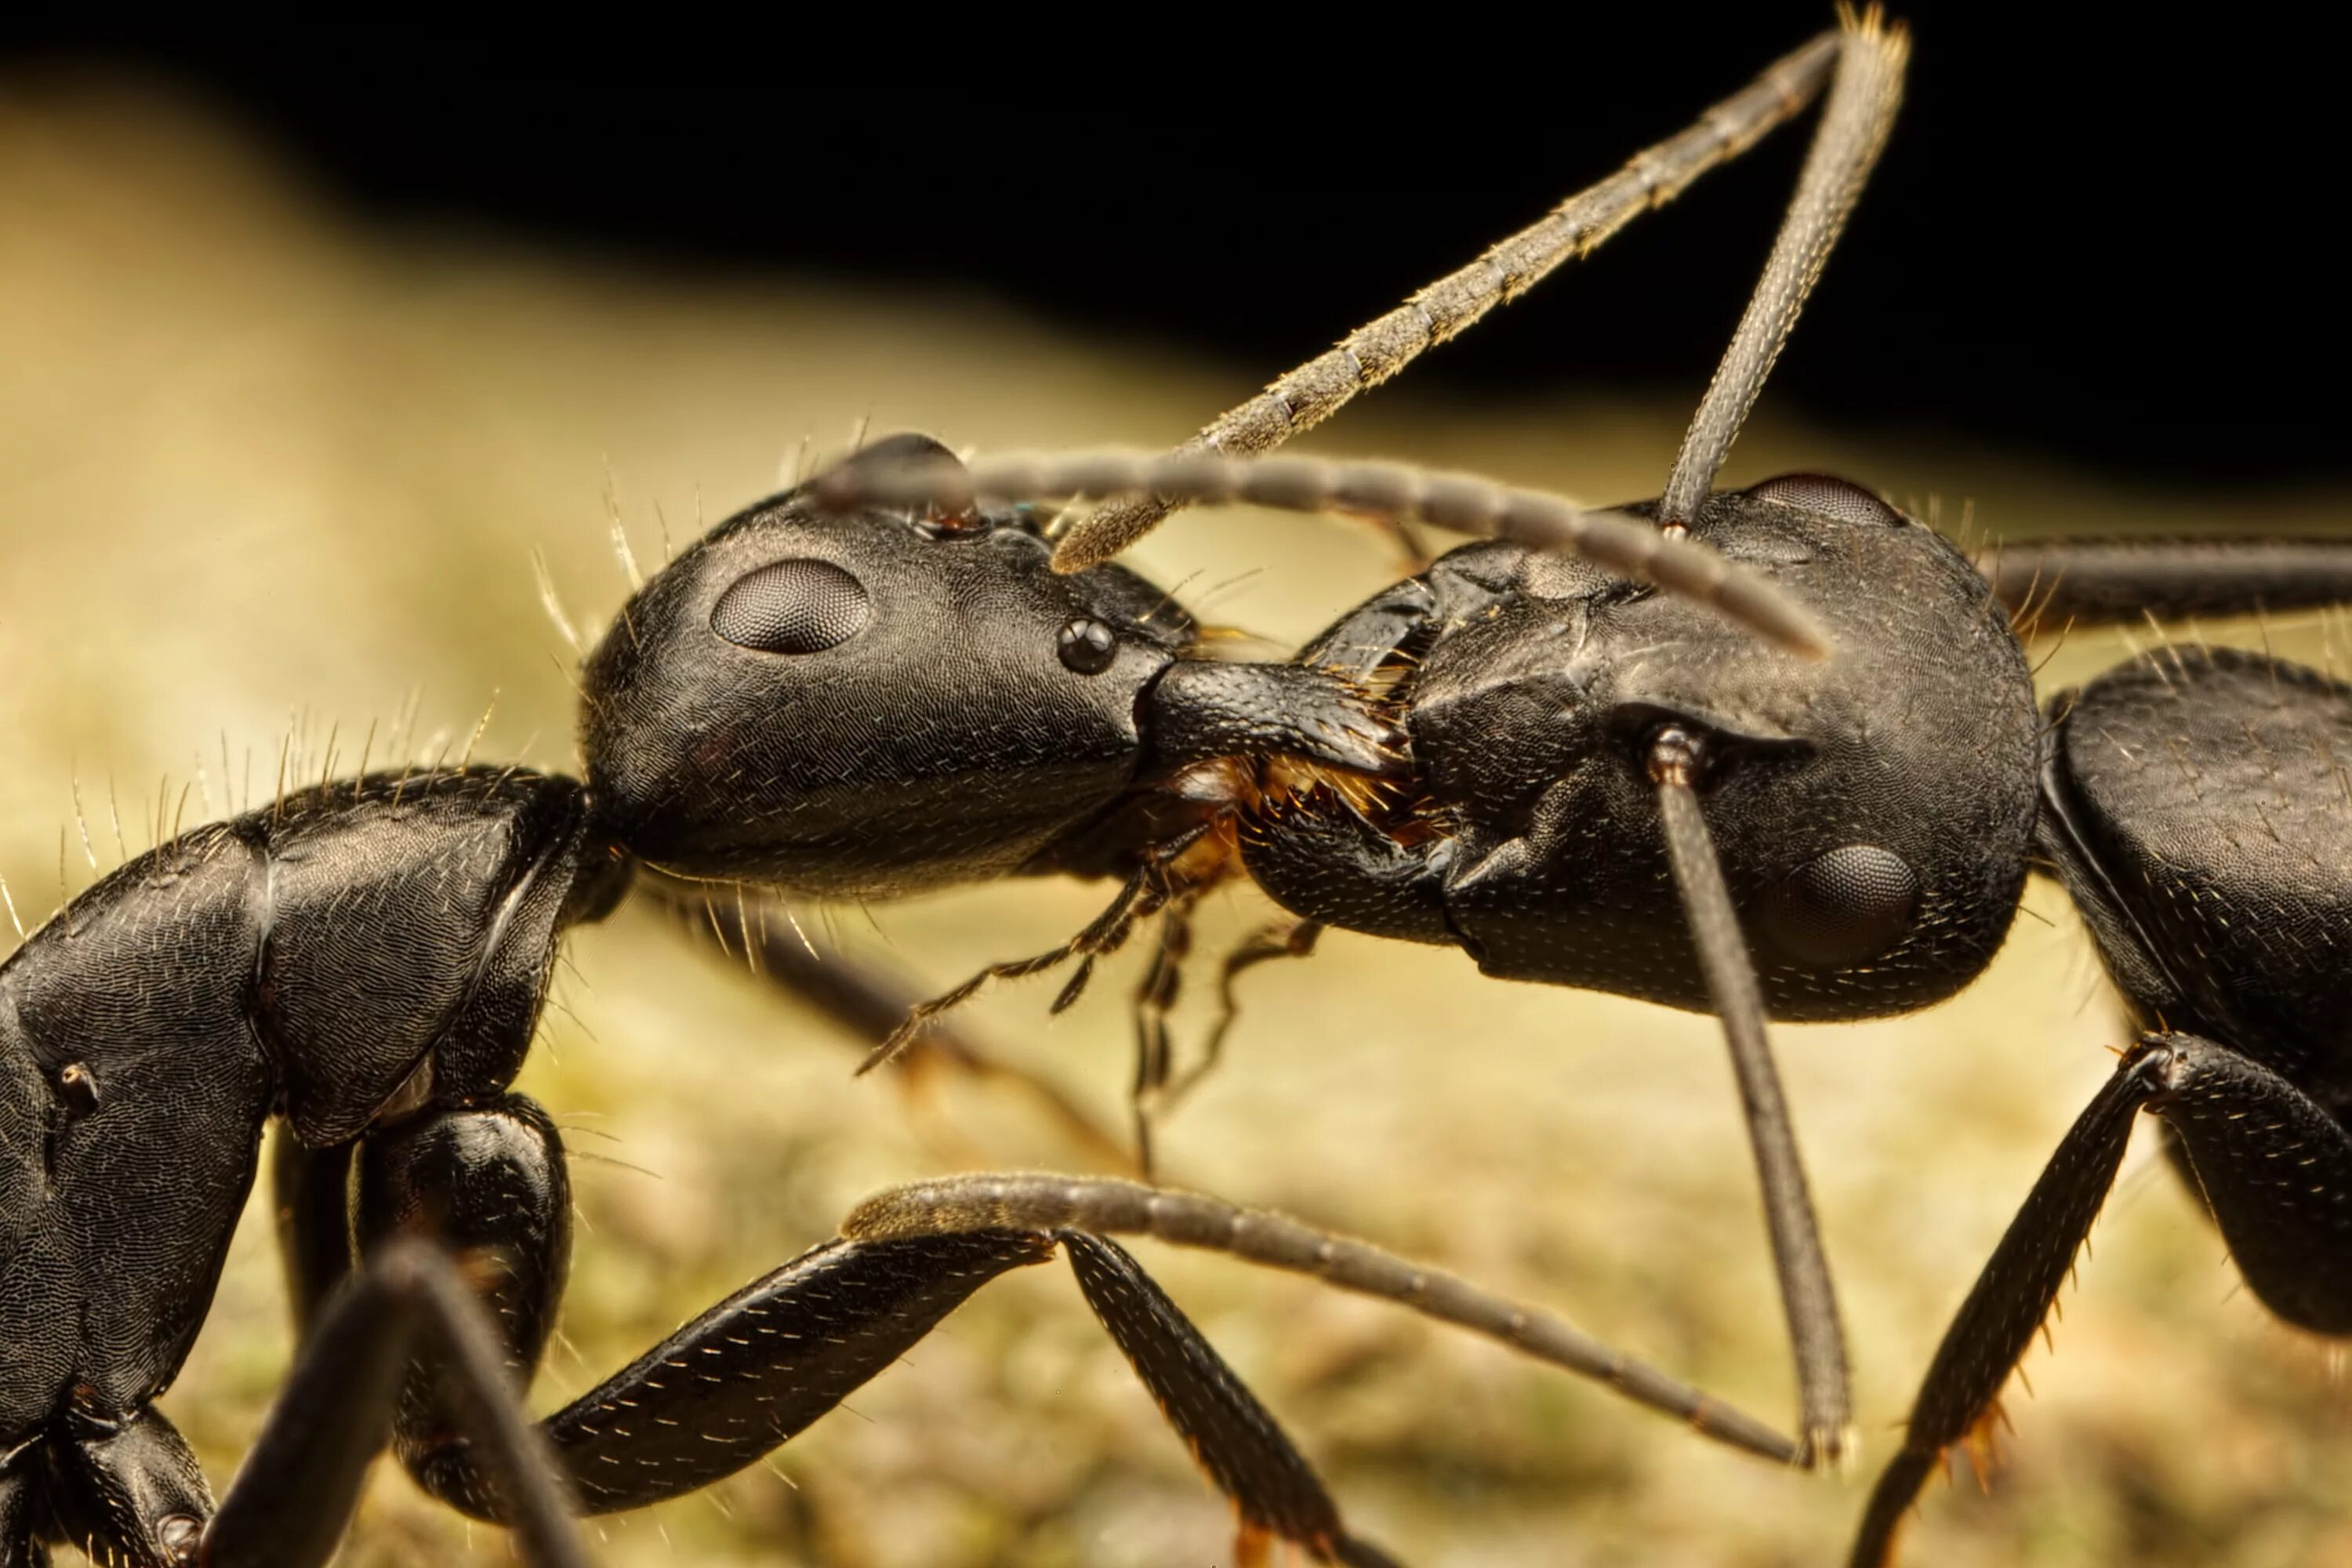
5, 79, 2352, 1568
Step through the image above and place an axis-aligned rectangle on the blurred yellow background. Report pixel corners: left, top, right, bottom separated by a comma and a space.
5, 78, 2351, 1568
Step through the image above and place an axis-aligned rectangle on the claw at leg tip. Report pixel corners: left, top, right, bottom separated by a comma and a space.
1803, 1421, 1864, 1478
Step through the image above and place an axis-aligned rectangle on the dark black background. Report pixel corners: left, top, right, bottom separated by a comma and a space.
7, 10, 2341, 485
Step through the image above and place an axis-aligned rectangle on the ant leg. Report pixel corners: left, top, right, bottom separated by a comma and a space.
862, 864, 1162, 1075
1849, 1044, 2170, 1568
1065, 1233, 1398, 1567
1129, 895, 1200, 1172
271, 1130, 358, 1328
0, 1469, 31, 1566
0, 1259, 560, 1568
512, 1231, 1055, 1514
850, 1174, 1802, 1466
339, 1109, 1381, 1560
328, 1095, 1055, 1521
2144, 1032, 2352, 1335
528, 1226, 1382, 1563
1977, 538, 2352, 626
1159, 919, 1324, 1116
205, 1239, 592, 1568
0, 1468, 34, 1566
641, 877, 1129, 1166
31, 1403, 212, 1568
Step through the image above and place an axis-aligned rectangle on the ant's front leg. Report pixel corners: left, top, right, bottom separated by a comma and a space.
1855, 1032, 2352, 1566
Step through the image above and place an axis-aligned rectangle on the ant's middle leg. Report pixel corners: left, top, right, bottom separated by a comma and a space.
279, 1100, 1400, 1562
205, 1235, 593, 1568
281, 1098, 1051, 1521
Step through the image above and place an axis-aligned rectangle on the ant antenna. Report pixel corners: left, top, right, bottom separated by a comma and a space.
1049, 27, 1846, 573
813, 447, 1834, 658
1659, 9, 1909, 528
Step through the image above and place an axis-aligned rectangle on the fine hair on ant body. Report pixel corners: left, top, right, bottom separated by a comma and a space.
0, 18, 1898, 1564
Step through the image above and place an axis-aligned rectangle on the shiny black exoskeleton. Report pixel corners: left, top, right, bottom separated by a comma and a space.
1169, 463, 2352, 1563
1246, 475, 2042, 1019
1849, 643, 2352, 1563
13, 19, 2352, 1554
586, 434, 1396, 896
0, 437, 1419, 1568
0, 19, 1952, 1555
0, 773, 619, 1560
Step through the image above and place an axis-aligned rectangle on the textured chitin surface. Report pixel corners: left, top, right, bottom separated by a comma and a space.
582, 488, 1190, 897
0, 772, 590, 1443
1435, 488, 2039, 1018
10, 80, 2352, 1568
2049, 648, 2352, 1098
1249, 485, 2042, 1022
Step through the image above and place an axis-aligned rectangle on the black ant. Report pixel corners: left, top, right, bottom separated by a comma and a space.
23, 9, 2347, 1563
0, 21, 1870, 1561
783, 9, 2352, 1561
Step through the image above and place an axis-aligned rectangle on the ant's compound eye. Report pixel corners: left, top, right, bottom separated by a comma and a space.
1746, 474, 1901, 528
710, 558, 872, 654
1762, 844, 1918, 967
1057, 617, 1119, 675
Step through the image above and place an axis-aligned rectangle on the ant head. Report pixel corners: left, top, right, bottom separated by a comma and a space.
579, 435, 1193, 895
1251, 474, 2042, 1022
1657, 477, 2039, 1011
1462, 474, 2042, 1016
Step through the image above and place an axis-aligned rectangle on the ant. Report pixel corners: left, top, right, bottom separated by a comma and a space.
20, 7, 2343, 1563
796, 13, 2352, 1566
0, 19, 1867, 1561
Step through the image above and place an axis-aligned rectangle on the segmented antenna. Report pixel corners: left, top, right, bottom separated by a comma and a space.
1048, 28, 1845, 573
844, 1172, 1801, 1465
1659, 9, 1909, 527
811, 447, 1834, 658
